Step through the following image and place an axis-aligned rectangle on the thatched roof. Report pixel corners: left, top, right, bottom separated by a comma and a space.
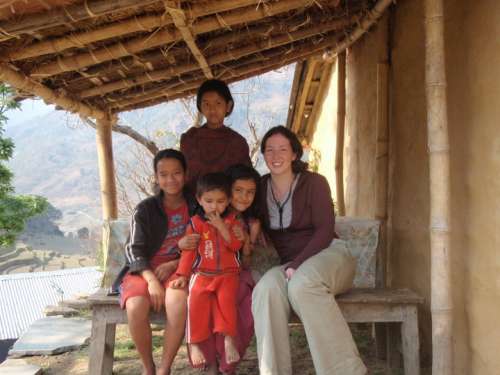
0, 0, 390, 117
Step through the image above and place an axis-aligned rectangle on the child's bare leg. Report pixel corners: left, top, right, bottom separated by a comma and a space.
157, 288, 188, 375
125, 296, 156, 375
224, 335, 240, 364
189, 343, 207, 367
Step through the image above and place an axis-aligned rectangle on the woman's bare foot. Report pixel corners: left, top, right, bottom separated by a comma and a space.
224, 335, 240, 364
190, 343, 206, 368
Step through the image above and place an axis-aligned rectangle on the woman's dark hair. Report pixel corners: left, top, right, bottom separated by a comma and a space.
153, 148, 187, 174
260, 125, 308, 173
225, 164, 261, 220
196, 79, 234, 116
196, 172, 231, 198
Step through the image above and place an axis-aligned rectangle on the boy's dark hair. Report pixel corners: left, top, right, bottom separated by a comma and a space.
196, 79, 234, 116
225, 164, 261, 220
196, 172, 231, 198
153, 149, 187, 174
260, 125, 308, 173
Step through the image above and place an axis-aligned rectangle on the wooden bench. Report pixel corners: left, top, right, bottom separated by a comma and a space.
88, 287, 423, 375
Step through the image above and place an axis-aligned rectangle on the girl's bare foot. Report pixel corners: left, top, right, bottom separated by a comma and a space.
156, 366, 170, 375
206, 363, 219, 375
224, 335, 240, 364
190, 343, 206, 368
141, 362, 156, 375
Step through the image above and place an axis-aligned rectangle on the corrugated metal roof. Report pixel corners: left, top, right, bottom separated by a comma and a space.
0, 267, 102, 339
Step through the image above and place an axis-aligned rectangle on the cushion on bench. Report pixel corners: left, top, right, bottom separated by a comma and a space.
99, 217, 379, 289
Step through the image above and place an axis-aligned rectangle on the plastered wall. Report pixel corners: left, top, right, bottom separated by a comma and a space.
310, 0, 500, 373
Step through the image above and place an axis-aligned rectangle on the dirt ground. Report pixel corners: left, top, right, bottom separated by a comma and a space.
25, 323, 397, 375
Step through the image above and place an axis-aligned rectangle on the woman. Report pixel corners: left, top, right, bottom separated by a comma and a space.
252, 126, 367, 375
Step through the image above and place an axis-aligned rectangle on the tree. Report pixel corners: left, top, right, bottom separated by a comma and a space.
0, 83, 47, 246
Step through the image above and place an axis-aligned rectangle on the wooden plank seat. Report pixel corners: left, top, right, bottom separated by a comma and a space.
88, 287, 423, 375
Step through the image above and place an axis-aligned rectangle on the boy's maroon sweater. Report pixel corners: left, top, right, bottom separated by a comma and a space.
180, 124, 251, 191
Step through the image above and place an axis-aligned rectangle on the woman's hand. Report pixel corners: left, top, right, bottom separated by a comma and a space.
178, 233, 200, 250
285, 267, 296, 281
170, 276, 187, 289
146, 278, 165, 312
154, 260, 177, 282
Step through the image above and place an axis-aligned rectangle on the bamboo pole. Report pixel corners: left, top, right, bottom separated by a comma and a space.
164, 1, 213, 79
95, 115, 118, 220
6, 0, 260, 61
0, 62, 106, 120
0, 0, 159, 42
335, 51, 346, 216
424, 0, 452, 374
79, 17, 354, 99
29, 0, 315, 78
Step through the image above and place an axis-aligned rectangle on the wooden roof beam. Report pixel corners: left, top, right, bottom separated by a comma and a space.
0, 63, 106, 120
77, 15, 356, 99
29, 0, 317, 78
5, 0, 261, 61
164, 0, 213, 79
0, 0, 159, 42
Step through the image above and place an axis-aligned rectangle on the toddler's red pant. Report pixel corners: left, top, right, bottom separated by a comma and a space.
186, 273, 239, 343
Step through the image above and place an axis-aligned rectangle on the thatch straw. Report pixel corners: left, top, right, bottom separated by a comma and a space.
29, 0, 315, 77
0, 0, 159, 42
78, 16, 355, 99
6, 0, 260, 61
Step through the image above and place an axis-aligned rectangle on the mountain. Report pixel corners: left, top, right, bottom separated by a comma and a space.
5, 67, 294, 232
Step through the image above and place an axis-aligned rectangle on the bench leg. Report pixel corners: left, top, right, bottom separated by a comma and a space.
401, 306, 420, 375
375, 322, 387, 359
386, 322, 402, 374
88, 308, 117, 375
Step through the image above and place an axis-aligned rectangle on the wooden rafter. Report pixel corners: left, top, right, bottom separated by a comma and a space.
77, 16, 355, 99
0, 0, 159, 42
29, 0, 315, 77
0, 62, 106, 119
5, 0, 260, 61
164, 0, 213, 79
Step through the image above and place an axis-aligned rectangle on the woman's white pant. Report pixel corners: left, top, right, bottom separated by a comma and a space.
252, 240, 367, 375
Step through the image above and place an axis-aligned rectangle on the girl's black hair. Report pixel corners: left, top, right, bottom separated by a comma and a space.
225, 163, 261, 220
260, 125, 308, 173
196, 79, 234, 116
153, 148, 187, 174
196, 172, 231, 198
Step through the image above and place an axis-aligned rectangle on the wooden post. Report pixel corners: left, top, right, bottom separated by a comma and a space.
424, 0, 453, 374
374, 60, 390, 359
96, 116, 118, 220
335, 51, 346, 216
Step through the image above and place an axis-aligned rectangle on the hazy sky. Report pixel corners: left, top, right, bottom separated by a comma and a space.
5, 99, 54, 128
